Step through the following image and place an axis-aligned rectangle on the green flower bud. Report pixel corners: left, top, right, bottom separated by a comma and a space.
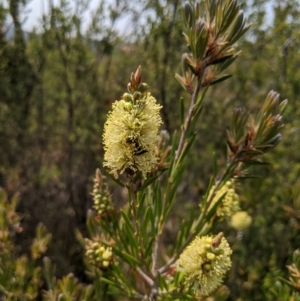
123, 93, 134, 102
138, 83, 149, 93
102, 260, 110, 268
206, 253, 216, 261
123, 102, 133, 111
102, 249, 112, 260
95, 249, 102, 255
93, 242, 99, 249
86, 250, 93, 256
203, 263, 211, 272
133, 91, 142, 101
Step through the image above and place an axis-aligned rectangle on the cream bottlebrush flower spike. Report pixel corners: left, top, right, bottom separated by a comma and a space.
230, 211, 252, 231
103, 66, 163, 178
176, 233, 232, 297
207, 180, 240, 218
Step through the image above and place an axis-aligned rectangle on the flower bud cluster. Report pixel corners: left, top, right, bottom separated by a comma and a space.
92, 169, 114, 220
208, 180, 240, 218
85, 239, 113, 269
176, 233, 232, 296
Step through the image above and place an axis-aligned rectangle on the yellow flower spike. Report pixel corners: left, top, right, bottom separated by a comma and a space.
207, 180, 240, 218
103, 92, 163, 178
176, 234, 232, 297
230, 211, 252, 231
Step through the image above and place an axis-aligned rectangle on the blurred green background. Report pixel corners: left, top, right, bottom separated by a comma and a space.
0, 0, 300, 300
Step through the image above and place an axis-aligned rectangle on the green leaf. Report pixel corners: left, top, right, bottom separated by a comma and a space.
111, 265, 133, 289
205, 191, 227, 221
210, 54, 234, 66
101, 277, 119, 288
120, 210, 139, 253
213, 151, 218, 178
139, 170, 166, 191
242, 160, 271, 166
133, 171, 143, 184
158, 273, 169, 291
123, 222, 139, 253
235, 175, 262, 180
153, 183, 163, 220
170, 130, 178, 158
175, 73, 188, 92
216, 54, 238, 72
86, 209, 97, 237
141, 206, 151, 238
113, 249, 141, 266
149, 204, 156, 234
174, 271, 185, 286
120, 210, 135, 233
209, 74, 233, 86
207, 0, 217, 22
10, 193, 19, 211
228, 23, 251, 46
187, 105, 204, 137
180, 97, 184, 128
106, 173, 125, 187
195, 24, 209, 61
177, 132, 197, 165
219, 0, 239, 35
43, 257, 56, 290
195, 87, 208, 107
164, 172, 184, 220
144, 236, 155, 259
226, 10, 245, 42
176, 220, 187, 251
115, 228, 130, 253
182, 2, 195, 27
137, 191, 146, 217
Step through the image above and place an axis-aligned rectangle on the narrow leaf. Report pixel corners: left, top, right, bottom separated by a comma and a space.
106, 173, 125, 187
243, 160, 271, 166
113, 249, 140, 266
180, 97, 185, 128
209, 74, 233, 86
212, 151, 218, 178
139, 170, 165, 191
120, 210, 135, 233
144, 236, 155, 258
101, 277, 118, 287
177, 132, 197, 165
205, 191, 227, 221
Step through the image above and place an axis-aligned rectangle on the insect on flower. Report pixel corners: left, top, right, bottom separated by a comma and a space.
126, 137, 148, 156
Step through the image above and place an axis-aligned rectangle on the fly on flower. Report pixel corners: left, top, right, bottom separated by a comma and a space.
126, 137, 148, 156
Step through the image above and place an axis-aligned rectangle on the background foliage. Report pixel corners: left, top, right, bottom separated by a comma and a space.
0, 0, 300, 300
